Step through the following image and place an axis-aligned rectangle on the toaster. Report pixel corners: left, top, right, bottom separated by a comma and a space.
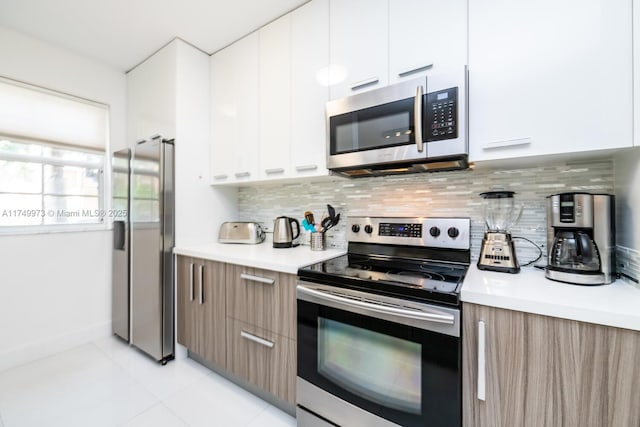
218, 222, 266, 244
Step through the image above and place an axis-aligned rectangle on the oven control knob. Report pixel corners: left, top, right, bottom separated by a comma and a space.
429, 226, 441, 237
447, 227, 460, 238
351, 224, 360, 233
364, 225, 374, 234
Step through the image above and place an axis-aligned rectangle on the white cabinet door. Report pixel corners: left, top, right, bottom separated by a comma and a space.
468, 0, 633, 162
127, 42, 177, 143
329, 0, 388, 100
211, 33, 259, 184
259, 15, 291, 180
291, 0, 330, 177
635, 0, 640, 147
211, 33, 258, 184
389, 0, 467, 84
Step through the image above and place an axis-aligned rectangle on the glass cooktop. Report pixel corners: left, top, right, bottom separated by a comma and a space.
298, 254, 467, 306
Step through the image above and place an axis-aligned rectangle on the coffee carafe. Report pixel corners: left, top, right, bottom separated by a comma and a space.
546, 193, 615, 285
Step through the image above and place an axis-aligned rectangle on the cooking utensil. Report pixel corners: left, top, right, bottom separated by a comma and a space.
302, 219, 315, 232
327, 204, 335, 222
304, 211, 315, 226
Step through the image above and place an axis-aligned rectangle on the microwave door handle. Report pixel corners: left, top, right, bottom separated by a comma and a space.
414, 85, 424, 153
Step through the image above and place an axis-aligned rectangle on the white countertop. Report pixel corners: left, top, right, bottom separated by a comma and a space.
173, 236, 346, 274
461, 264, 640, 331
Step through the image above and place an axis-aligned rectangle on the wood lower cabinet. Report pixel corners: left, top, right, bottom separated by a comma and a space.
226, 318, 296, 405
226, 265, 296, 339
176, 256, 226, 368
225, 264, 297, 405
177, 257, 296, 406
462, 303, 640, 427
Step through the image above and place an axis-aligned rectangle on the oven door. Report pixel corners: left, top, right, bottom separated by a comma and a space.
326, 77, 427, 171
297, 282, 461, 427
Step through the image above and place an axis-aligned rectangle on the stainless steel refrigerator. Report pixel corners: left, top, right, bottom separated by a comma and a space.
112, 136, 175, 364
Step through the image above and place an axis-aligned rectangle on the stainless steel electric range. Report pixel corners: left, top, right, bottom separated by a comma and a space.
296, 216, 470, 427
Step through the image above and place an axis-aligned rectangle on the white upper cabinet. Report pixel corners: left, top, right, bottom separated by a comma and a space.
211, 32, 259, 184
127, 42, 177, 143
291, 0, 330, 177
389, 0, 467, 84
468, 0, 633, 162
329, 0, 388, 100
634, 0, 640, 147
259, 15, 291, 180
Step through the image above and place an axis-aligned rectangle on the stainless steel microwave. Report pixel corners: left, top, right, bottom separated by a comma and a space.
326, 67, 468, 177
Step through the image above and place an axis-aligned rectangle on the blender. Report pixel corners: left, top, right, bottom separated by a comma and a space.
477, 191, 522, 273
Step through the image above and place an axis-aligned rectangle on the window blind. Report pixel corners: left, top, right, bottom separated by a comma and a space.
0, 77, 108, 149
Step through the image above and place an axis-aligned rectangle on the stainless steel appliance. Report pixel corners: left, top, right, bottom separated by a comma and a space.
297, 216, 470, 427
477, 191, 523, 273
546, 193, 615, 285
112, 136, 175, 363
218, 221, 265, 244
326, 67, 468, 177
273, 216, 300, 248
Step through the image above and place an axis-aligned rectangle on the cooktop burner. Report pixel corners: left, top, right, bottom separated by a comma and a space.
297, 217, 472, 306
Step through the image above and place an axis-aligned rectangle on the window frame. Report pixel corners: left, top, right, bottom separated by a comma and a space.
0, 135, 108, 235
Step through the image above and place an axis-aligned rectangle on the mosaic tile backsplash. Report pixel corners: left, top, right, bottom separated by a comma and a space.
238, 159, 617, 269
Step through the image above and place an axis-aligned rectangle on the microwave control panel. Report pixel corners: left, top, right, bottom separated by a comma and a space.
426, 86, 458, 142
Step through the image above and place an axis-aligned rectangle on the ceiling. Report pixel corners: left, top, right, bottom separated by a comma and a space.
0, 0, 309, 72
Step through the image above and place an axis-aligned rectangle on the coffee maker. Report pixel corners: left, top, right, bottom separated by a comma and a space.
546, 193, 615, 285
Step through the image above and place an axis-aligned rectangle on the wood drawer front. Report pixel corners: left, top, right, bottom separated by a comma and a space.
226, 318, 296, 405
226, 264, 296, 339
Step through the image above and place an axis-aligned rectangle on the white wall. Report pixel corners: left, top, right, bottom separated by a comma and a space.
175, 40, 237, 246
0, 26, 126, 371
614, 147, 640, 250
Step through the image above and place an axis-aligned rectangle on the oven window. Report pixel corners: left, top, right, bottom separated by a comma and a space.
318, 318, 421, 414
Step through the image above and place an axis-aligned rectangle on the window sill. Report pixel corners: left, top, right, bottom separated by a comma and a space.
0, 223, 109, 236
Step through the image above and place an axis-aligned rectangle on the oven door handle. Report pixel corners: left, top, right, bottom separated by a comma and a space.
297, 285, 455, 324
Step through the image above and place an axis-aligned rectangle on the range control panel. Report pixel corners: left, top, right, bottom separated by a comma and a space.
348, 216, 470, 250
426, 86, 458, 142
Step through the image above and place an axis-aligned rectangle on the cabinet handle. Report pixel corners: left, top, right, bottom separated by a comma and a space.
189, 263, 194, 302
240, 330, 274, 348
350, 77, 379, 91
478, 320, 486, 401
234, 171, 251, 178
414, 85, 424, 153
482, 137, 532, 150
265, 168, 285, 175
199, 264, 204, 305
213, 174, 228, 180
295, 164, 318, 172
240, 273, 275, 285
398, 63, 433, 78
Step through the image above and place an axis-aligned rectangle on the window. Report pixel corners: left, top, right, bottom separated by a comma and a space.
0, 77, 109, 232
0, 137, 104, 228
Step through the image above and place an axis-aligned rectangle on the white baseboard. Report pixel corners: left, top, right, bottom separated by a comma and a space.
0, 321, 112, 373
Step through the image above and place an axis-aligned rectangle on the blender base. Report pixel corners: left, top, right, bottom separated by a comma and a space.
477, 232, 520, 273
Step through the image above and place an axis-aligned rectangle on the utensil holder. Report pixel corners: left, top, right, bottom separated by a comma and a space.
310, 232, 326, 251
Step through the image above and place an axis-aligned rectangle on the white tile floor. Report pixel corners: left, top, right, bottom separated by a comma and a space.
0, 336, 296, 427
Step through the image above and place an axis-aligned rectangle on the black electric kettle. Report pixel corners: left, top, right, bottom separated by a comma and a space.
549, 230, 601, 272
273, 216, 300, 248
